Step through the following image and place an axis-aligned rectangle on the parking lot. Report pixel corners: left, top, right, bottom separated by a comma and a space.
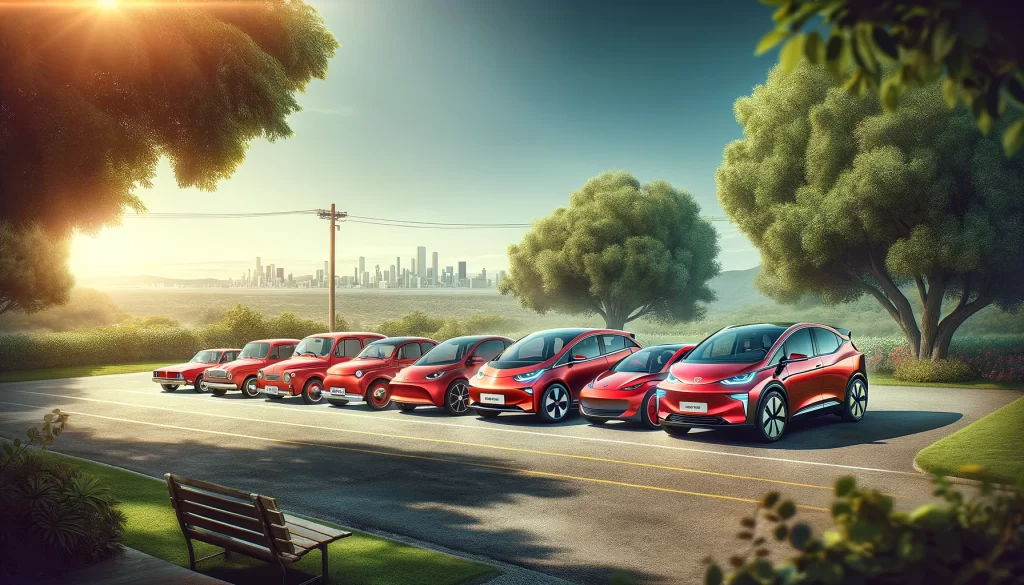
0, 374, 1018, 584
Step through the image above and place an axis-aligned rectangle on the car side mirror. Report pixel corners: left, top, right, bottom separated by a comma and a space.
467, 356, 485, 366
787, 352, 807, 361
572, 354, 587, 362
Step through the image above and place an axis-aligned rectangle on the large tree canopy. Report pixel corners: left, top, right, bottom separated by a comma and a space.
717, 64, 1024, 360
500, 171, 720, 330
0, 0, 338, 311
0, 222, 74, 315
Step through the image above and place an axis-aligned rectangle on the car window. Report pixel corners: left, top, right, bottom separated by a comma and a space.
399, 343, 422, 360
812, 328, 841, 355
473, 340, 506, 361
342, 339, 362, 357
784, 328, 814, 358
419, 342, 436, 355
600, 335, 627, 355
570, 336, 600, 360
280, 345, 296, 359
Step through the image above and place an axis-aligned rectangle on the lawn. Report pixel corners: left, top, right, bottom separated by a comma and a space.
0, 362, 170, 384
915, 397, 1024, 485
869, 374, 1024, 391
38, 451, 499, 585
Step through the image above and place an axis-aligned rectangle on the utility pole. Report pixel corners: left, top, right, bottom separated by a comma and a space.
317, 206, 348, 331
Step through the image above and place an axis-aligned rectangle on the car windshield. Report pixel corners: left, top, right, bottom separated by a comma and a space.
357, 343, 396, 360
612, 347, 679, 373
686, 326, 786, 364
189, 350, 221, 364
414, 338, 473, 366
294, 336, 334, 357
239, 342, 270, 359
490, 330, 581, 369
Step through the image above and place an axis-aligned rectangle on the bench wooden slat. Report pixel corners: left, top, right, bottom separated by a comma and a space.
276, 533, 319, 552
186, 528, 282, 563
178, 500, 264, 534
171, 474, 257, 501
181, 511, 269, 548
282, 523, 350, 544
175, 486, 260, 518
283, 514, 351, 539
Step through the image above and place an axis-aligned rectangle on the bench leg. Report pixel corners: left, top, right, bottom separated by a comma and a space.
279, 560, 288, 585
224, 549, 231, 560
185, 537, 197, 570
321, 543, 329, 584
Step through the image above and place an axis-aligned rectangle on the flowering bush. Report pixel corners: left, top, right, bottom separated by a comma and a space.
859, 335, 1024, 381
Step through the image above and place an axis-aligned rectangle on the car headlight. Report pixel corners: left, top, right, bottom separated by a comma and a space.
729, 393, 749, 414
226, 371, 233, 381
721, 372, 757, 385
355, 370, 364, 379
587, 378, 596, 388
513, 369, 545, 383
257, 370, 263, 379
620, 382, 644, 391
425, 370, 446, 380
666, 372, 680, 384
177, 373, 184, 379
283, 373, 292, 383
476, 370, 485, 379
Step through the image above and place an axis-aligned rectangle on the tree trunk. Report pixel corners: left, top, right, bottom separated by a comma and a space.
864, 255, 922, 357
604, 314, 627, 330
916, 272, 947, 360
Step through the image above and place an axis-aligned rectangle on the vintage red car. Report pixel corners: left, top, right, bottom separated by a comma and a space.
203, 339, 300, 398
389, 335, 513, 415
322, 337, 438, 410
152, 349, 241, 393
255, 332, 386, 404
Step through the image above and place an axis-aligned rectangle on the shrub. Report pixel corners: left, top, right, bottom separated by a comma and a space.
894, 358, 976, 383
704, 474, 1024, 585
377, 311, 446, 338
121, 315, 181, 329
0, 410, 126, 579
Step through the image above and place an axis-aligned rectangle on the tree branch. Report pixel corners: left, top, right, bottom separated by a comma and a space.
625, 303, 654, 323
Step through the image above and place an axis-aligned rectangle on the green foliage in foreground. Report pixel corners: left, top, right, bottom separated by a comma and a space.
704, 475, 1024, 585
894, 357, 975, 383
917, 397, 1024, 485
0, 362, 169, 384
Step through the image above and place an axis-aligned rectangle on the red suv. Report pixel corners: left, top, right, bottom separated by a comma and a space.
152, 348, 241, 393
256, 332, 386, 404
203, 339, 299, 398
389, 335, 513, 415
322, 337, 438, 410
468, 328, 639, 423
657, 323, 866, 442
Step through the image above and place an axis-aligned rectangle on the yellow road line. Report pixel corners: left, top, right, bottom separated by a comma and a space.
10, 389, 833, 492
0, 400, 829, 512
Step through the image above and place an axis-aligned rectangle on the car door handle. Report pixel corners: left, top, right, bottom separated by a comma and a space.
815, 364, 822, 368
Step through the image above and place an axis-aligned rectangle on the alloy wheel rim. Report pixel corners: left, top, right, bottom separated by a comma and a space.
246, 380, 258, 396
449, 382, 469, 413
309, 383, 323, 402
850, 380, 867, 418
646, 393, 658, 425
762, 395, 786, 439
198, 378, 207, 392
372, 385, 388, 405
545, 386, 568, 420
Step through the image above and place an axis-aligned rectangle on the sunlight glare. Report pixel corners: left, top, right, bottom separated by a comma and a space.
97, 0, 117, 9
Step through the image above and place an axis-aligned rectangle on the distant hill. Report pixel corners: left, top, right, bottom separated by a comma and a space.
84, 275, 233, 288
706, 266, 769, 315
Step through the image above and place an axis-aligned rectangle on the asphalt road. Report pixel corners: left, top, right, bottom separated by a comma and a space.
0, 374, 1018, 584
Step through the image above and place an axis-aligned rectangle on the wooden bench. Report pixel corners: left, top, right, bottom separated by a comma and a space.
165, 473, 351, 585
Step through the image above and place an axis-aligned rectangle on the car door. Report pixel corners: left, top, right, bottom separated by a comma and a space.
811, 327, 845, 403
562, 335, 607, 399
599, 334, 635, 369
332, 338, 362, 366
396, 342, 422, 373
778, 328, 823, 414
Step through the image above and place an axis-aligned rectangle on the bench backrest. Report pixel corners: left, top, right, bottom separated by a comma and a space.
165, 473, 295, 558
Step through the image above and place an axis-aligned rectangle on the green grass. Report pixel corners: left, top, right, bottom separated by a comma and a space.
39, 451, 500, 585
0, 362, 170, 383
916, 397, 1024, 485
869, 374, 1024, 391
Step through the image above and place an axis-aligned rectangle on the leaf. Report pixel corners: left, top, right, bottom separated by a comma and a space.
779, 34, 805, 74
871, 27, 899, 59
2, 443, 12, 457
762, 492, 780, 508
705, 564, 723, 585
729, 555, 745, 568
943, 78, 959, 108
777, 500, 796, 520
825, 34, 843, 61
738, 531, 754, 540
1007, 76, 1024, 107
774, 524, 788, 541
757, 29, 790, 56
831, 501, 852, 518
1002, 118, 1024, 157
835, 476, 856, 496
772, 2, 794, 23
931, 20, 957, 60
43, 414, 53, 423
881, 77, 900, 112
790, 523, 812, 549
740, 517, 756, 528
804, 31, 824, 64
13, 439, 21, 448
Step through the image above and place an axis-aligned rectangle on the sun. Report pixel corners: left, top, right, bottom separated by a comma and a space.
97, 0, 117, 9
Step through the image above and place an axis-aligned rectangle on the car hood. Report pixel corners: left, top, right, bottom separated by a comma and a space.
478, 361, 554, 379
591, 370, 661, 389
394, 364, 466, 382
327, 358, 389, 376
261, 356, 327, 374
159, 363, 211, 374
667, 362, 761, 385
219, 358, 264, 372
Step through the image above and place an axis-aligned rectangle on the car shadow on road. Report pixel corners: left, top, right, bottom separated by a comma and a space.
675, 410, 963, 450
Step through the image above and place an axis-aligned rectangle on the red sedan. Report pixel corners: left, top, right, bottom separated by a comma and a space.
152, 348, 241, 393
578, 343, 694, 429
256, 332, 386, 404
468, 328, 639, 423
390, 335, 513, 415
657, 323, 867, 442
203, 339, 299, 397
322, 337, 438, 410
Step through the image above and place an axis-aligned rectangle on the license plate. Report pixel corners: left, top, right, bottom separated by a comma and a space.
679, 401, 707, 413
264, 386, 279, 395
328, 387, 345, 395
480, 393, 505, 405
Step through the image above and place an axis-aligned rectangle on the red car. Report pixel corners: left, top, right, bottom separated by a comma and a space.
203, 339, 300, 398
657, 323, 867, 442
578, 343, 695, 429
468, 328, 640, 423
389, 335, 514, 415
152, 348, 241, 393
322, 337, 438, 410
255, 332, 386, 404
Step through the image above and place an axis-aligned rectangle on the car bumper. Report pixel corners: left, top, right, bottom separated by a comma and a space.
152, 377, 186, 384
657, 387, 750, 427
205, 381, 238, 391
322, 376, 367, 401
389, 381, 442, 406
578, 387, 646, 420
468, 382, 536, 413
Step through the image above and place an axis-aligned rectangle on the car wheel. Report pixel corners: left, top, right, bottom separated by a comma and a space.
840, 377, 868, 422
302, 378, 325, 405
160, 384, 179, 392
396, 402, 417, 412
475, 409, 501, 418
366, 380, 392, 410
583, 416, 607, 425
663, 425, 691, 437
538, 383, 571, 423
756, 389, 788, 443
211, 387, 227, 396
327, 398, 349, 407
443, 379, 471, 415
193, 375, 208, 393
267, 395, 284, 400
241, 377, 260, 398
639, 389, 660, 430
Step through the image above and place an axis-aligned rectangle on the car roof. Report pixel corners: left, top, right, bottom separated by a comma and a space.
644, 343, 694, 350
250, 338, 301, 344
207, 348, 243, 352
302, 331, 385, 339
443, 335, 514, 343
371, 336, 438, 344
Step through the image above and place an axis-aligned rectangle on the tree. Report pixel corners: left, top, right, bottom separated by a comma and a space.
499, 171, 720, 330
0, 0, 338, 311
756, 0, 1024, 155
717, 64, 1024, 360
0, 222, 75, 315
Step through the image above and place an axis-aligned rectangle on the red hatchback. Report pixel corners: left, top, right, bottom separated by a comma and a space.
579, 343, 694, 429
468, 328, 640, 423
203, 339, 299, 398
657, 323, 867, 442
390, 335, 514, 415
256, 332, 385, 404
322, 337, 438, 410
152, 348, 241, 393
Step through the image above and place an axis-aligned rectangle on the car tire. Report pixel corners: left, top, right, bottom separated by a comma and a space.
639, 389, 660, 430
366, 380, 392, 411
663, 425, 691, 437
475, 409, 501, 418
160, 384, 179, 392
327, 399, 349, 407
583, 416, 607, 425
241, 376, 259, 398
211, 387, 227, 396
840, 377, 868, 422
755, 389, 788, 443
443, 379, 471, 415
302, 378, 325, 405
267, 394, 284, 400
538, 383, 571, 423
193, 375, 207, 393
396, 402, 417, 412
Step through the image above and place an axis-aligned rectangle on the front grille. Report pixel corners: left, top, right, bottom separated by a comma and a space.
581, 405, 628, 417
206, 369, 228, 380
264, 374, 281, 381
154, 371, 177, 379
666, 414, 727, 426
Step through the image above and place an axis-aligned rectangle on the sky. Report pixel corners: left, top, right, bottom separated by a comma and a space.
71, 0, 777, 284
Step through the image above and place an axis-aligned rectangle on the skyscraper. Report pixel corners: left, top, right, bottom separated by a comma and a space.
359, 257, 366, 284
276, 268, 284, 283
417, 246, 427, 280
431, 252, 438, 286
410, 257, 416, 276
389, 265, 396, 284
255, 257, 262, 288
458, 261, 467, 282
